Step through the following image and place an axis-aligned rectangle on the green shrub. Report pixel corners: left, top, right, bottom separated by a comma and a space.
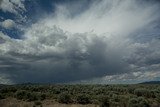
134, 88, 150, 97
15, 90, 38, 101
40, 94, 46, 100
26, 92, 38, 101
76, 94, 91, 104
155, 93, 160, 102
128, 87, 135, 94
58, 92, 72, 104
0, 93, 5, 99
99, 97, 110, 107
128, 97, 150, 107
15, 90, 27, 100
0, 87, 17, 93
128, 98, 139, 107
34, 101, 42, 105
138, 97, 150, 107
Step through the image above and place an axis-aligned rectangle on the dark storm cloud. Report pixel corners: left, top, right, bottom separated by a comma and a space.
0, 33, 130, 83
0, 0, 160, 84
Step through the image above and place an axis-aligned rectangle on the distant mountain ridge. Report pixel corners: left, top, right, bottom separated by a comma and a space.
140, 81, 160, 84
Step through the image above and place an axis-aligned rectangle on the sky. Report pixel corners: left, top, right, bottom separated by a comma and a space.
0, 0, 160, 84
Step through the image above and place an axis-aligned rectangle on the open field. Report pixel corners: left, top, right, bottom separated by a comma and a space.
0, 84, 160, 107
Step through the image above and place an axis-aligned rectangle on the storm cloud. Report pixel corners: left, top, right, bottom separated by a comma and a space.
0, 0, 160, 84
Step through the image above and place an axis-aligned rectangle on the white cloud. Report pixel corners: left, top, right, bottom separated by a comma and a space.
49, 0, 159, 35
0, 0, 25, 14
0, 19, 16, 29
77, 70, 160, 84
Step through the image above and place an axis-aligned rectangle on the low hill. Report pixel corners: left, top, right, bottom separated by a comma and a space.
140, 81, 160, 84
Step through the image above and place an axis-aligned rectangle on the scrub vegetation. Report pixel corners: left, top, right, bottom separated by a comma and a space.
0, 84, 160, 107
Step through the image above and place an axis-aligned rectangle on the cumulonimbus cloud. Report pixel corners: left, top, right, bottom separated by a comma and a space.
0, 0, 160, 84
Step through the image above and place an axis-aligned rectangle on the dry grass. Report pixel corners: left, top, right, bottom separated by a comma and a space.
0, 98, 34, 107
0, 98, 99, 107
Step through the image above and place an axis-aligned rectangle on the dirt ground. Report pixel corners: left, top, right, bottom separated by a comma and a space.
0, 98, 99, 107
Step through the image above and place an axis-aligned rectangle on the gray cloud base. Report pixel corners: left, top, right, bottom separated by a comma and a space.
0, 0, 160, 84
